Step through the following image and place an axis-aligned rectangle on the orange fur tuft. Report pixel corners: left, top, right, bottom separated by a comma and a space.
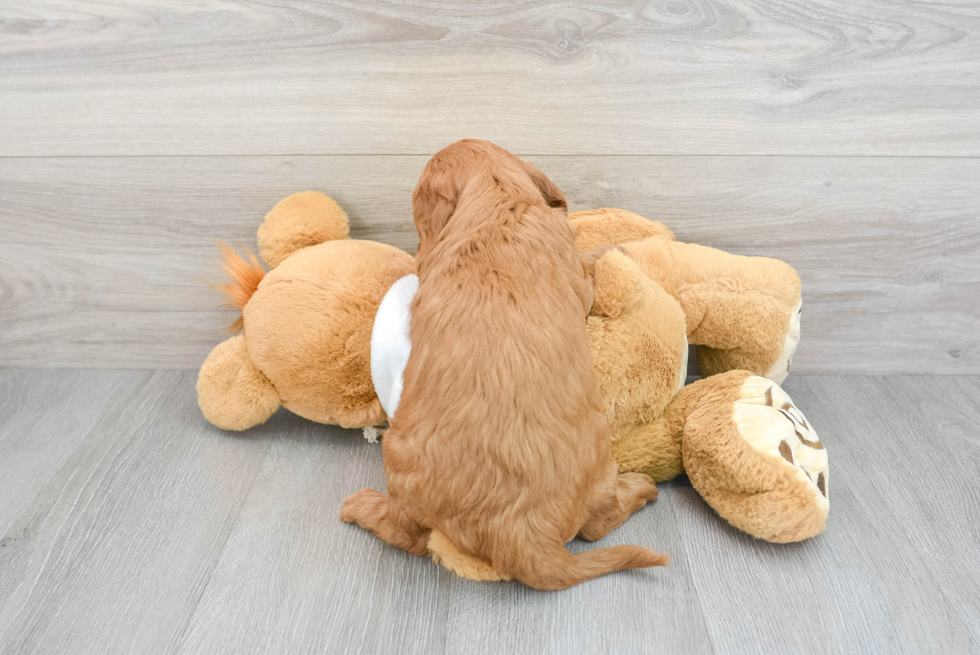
211, 241, 266, 332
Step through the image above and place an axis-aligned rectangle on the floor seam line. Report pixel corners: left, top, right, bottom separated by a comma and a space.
167, 432, 276, 655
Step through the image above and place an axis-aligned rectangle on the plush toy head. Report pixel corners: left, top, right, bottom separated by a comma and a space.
198, 192, 414, 430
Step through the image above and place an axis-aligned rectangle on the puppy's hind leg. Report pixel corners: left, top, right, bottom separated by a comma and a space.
578, 463, 659, 542
340, 488, 430, 556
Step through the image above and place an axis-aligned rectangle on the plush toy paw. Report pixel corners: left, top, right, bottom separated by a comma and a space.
683, 372, 828, 543
362, 426, 386, 443
732, 375, 828, 502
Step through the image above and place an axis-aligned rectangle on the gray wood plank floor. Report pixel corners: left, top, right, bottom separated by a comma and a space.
0, 369, 976, 654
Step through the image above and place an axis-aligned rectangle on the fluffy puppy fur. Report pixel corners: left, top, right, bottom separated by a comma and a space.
340, 140, 666, 590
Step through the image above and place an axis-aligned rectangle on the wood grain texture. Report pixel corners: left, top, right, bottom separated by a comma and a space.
180, 423, 710, 655
439, 484, 712, 655
0, 369, 149, 532
1, 370, 979, 653
177, 417, 456, 655
2, 0, 980, 156
0, 370, 275, 655
799, 375, 980, 649
1, 155, 977, 373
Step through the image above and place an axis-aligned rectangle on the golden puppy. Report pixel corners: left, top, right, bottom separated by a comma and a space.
341, 140, 666, 590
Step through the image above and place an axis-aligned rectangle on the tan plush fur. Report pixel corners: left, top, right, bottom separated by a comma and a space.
339, 140, 666, 591
197, 194, 414, 430
589, 250, 686, 432
571, 213, 802, 379
571, 207, 676, 250
197, 335, 280, 431
245, 239, 415, 427
197, 185, 824, 563
199, 199, 799, 436
679, 371, 827, 543
258, 191, 350, 268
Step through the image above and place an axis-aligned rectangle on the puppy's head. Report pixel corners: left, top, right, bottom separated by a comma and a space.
412, 139, 567, 260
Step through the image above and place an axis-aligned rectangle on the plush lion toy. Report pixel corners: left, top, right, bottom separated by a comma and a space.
197, 191, 829, 579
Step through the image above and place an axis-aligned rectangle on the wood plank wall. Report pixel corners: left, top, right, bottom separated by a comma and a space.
1, 1, 978, 372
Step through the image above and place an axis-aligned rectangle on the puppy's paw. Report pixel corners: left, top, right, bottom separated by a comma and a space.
619, 471, 659, 506
339, 488, 386, 524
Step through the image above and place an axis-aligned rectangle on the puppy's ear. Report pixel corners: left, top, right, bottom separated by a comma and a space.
413, 161, 457, 258
524, 162, 567, 212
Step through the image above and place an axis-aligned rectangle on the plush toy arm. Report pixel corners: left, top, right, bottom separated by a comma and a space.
587, 249, 689, 437
571, 207, 801, 382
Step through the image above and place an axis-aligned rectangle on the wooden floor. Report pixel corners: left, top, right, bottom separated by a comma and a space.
0, 369, 976, 654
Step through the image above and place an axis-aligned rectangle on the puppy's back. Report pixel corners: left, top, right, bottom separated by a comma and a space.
385, 140, 664, 589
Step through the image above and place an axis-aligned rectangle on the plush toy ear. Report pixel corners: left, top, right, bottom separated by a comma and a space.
258, 191, 349, 268
523, 161, 567, 212
589, 249, 647, 318
412, 161, 457, 260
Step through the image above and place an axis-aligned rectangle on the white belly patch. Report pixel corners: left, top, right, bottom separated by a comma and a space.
370, 274, 418, 419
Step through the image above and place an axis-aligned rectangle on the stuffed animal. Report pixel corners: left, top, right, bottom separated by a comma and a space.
197, 191, 829, 576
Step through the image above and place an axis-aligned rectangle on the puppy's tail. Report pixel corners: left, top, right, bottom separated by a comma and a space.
500, 543, 668, 591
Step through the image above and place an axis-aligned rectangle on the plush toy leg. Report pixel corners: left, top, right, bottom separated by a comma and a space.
610, 420, 684, 482
695, 300, 801, 385
608, 370, 746, 482
257, 191, 350, 268
679, 371, 829, 543
623, 238, 802, 383
672, 240, 800, 383
197, 335, 281, 431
